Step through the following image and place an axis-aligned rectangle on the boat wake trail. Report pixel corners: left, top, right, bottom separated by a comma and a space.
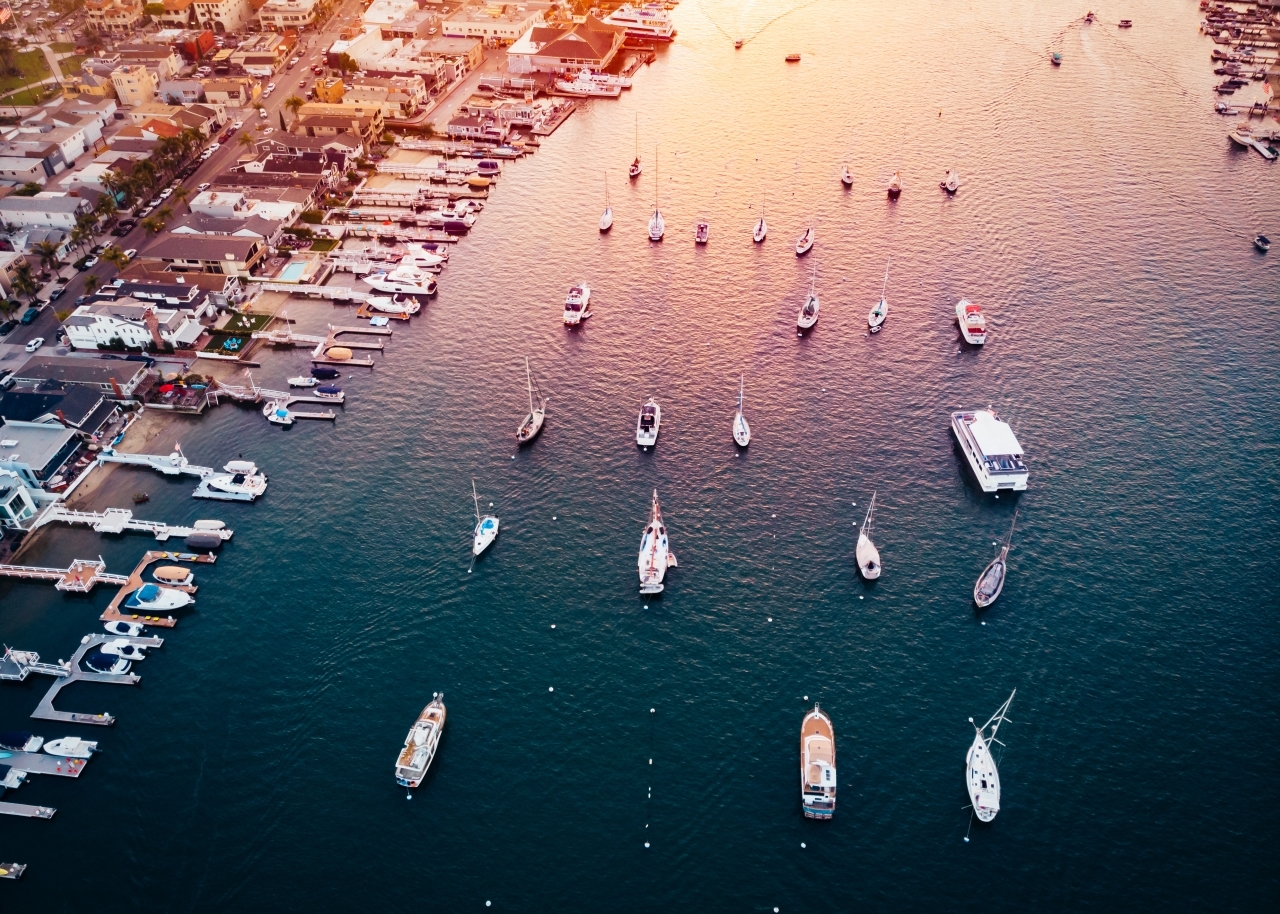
696, 0, 831, 48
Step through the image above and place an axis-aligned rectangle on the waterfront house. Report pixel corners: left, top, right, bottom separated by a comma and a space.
446, 114, 508, 142
63, 299, 211, 351
0, 421, 81, 491
0, 383, 120, 437
0, 468, 39, 528
11, 356, 149, 399
135, 233, 267, 277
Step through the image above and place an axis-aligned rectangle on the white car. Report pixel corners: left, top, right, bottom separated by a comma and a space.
267, 82, 276, 91
197, 182, 211, 191
259, 108, 269, 118
207, 142, 220, 152
25, 337, 44, 352
124, 249, 137, 260
263, 127, 274, 135
159, 188, 172, 199
232, 119, 243, 129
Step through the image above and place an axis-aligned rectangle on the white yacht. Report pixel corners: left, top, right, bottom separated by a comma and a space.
193, 459, 268, 502
868, 258, 889, 332
395, 694, 446, 788
800, 703, 836, 819
694, 220, 710, 244
733, 375, 750, 447
122, 583, 193, 612
100, 638, 147, 661
604, 3, 677, 41
43, 736, 98, 759
951, 408, 1028, 492
955, 298, 986, 344
638, 488, 677, 594
398, 244, 447, 270
555, 71, 622, 97
636, 398, 661, 447
365, 294, 421, 315
364, 265, 438, 296
797, 265, 819, 331
516, 358, 547, 445
471, 480, 499, 556
563, 283, 591, 325
104, 620, 144, 637
288, 376, 317, 388
856, 492, 881, 580
967, 690, 1015, 823
576, 68, 632, 89
795, 226, 814, 255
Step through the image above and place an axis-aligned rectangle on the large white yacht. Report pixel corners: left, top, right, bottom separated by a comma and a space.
636, 398, 661, 446
122, 583, 193, 612
638, 488, 677, 594
398, 244, 447, 270
395, 694, 446, 789
604, 4, 677, 41
555, 71, 622, 97
955, 298, 986, 344
364, 265, 438, 296
193, 460, 268, 502
563, 283, 591, 325
967, 690, 1015, 823
800, 703, 836, 819
951, 408, 1028, 492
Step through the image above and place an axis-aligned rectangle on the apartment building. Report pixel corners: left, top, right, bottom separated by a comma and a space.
85, 0, 145, 34
258, 0, 320, 31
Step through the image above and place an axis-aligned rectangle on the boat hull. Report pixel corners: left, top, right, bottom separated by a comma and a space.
517, 410, 545, 445
966, 732, 1000, 822
974, 553, 1006, 607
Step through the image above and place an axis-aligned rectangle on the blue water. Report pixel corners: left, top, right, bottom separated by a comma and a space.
2, 1, 1279, 910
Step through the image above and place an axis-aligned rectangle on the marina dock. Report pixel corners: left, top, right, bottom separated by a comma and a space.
0, 803, 54, 819
29, 506, 233, 543
31, 632, 164, 726
0, 648, 70, 682
0, 749, 91, 778
0, 559, 129, 593
0, 863, 29, 878
101, 551, 213, 628
95, 446, 213, 479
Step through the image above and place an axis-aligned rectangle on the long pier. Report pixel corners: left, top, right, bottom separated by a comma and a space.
0, 558, 129, 593
30, 506, 233, 543
246, 281, 370, 301
96, 445, 213, 479
0, 749, 91, 779
30, 632, 164, 726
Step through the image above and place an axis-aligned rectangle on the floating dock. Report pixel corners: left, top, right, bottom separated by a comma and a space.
0, 749, 90, 778
0, 558, 129, 593
0, 803, 53, 819
30, 632, 164, 726
101, 550, 213, 628
0, 648, 70, 682
0, 862, 29, 878
30, 506, 233, 543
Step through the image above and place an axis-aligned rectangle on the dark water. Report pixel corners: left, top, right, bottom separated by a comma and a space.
4, 2, 1279, 909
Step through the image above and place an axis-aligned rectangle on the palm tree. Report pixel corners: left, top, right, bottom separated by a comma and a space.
84, 275, 101, 296
96, 194, 118, 225
69, 225, 91, 258
140, 217, 164, 234
237, 131, 256, 151
32, 240, 61, 274
11, 262, 38, 303
172, 186, 189, 212
284, 95, 305, 120
100, 247, 130, 271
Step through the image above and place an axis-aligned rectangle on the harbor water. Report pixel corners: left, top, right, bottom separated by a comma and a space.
3, 1, 1279, 909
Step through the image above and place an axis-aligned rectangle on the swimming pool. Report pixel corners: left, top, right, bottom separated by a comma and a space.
279, 261, 308, 282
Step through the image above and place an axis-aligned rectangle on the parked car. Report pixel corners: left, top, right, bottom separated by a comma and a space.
82, 256, 99, 268
149, 197, 162, 207
113, 219, 136, 236
232, 119, 243, 129
48, 286, 65, 301
159, 188, 172, 199
267, 82, 276, 91
0, 320, 16, 336
21, 306, 40, 324
124, 249, 137, 261
140, 205, 156, 217
207, 142, 220, 153
25, 337, 44, 352
259, 108, 269, 118
197, 182, 210, 191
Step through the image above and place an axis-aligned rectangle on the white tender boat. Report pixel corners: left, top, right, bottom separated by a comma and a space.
600, 174, 613, 232
795, 226, 814, 255
974, 512, 1017, 608
638, 488, 677, 594
516, 357, 547, 445
636, 398, 661, 447
840, 165, 853, 187
856, 492, 881, 580
955, 298, 987, 344
942, 169, 960, 194
263, 401, 293, 426
868, 258, 889, 332
563, 283, 591, 325
797, 265, 819, 331
967, 690, 1015, 823
395, 693, 446, 788
193, 459, 268, 502
800, 703, 836, 819
287, 376, 317, 388
365, 295, 420, 315
100, 638, 147, 661
887, 170, 902, 197
471, 480, 499, 556
951, 408, 1028, 492
732, 375, 750, 447
365, 265, 438, 296
123, 583, 193, 612
44, 737, 98, 759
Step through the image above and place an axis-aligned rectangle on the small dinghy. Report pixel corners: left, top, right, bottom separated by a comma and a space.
974, 512, 1017, 608
263, 401, 293, 426
44, 737, 97, 758
868, 258, 890, 333
941, 169, 959, 194
638, 488, 676, 594
967, 690, 1015, 823
840, 165, 853, 187
1254, 234, 1270, 253
856, 492, 881, 580
694, 220, 710, 245
734, 38, 743, 49
795, 226, 814, 255
1051, 52, 1063, 66
310, 366, 341, 380
887, 171, 902, 198
471, 480, 499, 556
753, 192, 767, 242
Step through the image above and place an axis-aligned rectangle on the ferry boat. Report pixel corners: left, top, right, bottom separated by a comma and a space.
636, 398, 661, 447
193, 460, 268, 502
951, 408, 1028, 492
638, 488, 677, 594
795, 226, 814, 255
555, 71, 622, 98
563, 283, 591, 325
955, 298, 987, 344
800, 704, 836, 819
471, 480, 499, 555
364, 265, 438, 297
123, 583, 193, 612
604, 4, 677, 42
43, 736, 97, 759
395, 694, 446, 788
967, 690, 1015, 823
153, 566, 193, 586
288, 376, 317, 388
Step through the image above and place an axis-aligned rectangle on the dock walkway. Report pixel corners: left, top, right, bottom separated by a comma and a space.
0, 559, 129, 593
0, 648, 70, 682
0, 749, 90, 778
95, 446, 212, 479
0, 802, 54, 819
31, 633, 164, 726
30, 506, 233, 543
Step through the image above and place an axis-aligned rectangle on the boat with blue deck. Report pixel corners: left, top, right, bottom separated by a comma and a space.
123, 583, 193, 612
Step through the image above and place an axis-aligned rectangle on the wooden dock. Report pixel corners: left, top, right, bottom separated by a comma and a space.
31, 632, 165, 726
30, 506, 233, 544
101, 551, 213, 629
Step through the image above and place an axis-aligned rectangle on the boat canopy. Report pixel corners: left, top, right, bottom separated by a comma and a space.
154, 566, 189, 583
970, 412, 1023, 457
83, 650, 118, 672
0, 731, 32, 751
136, 584, 160, 602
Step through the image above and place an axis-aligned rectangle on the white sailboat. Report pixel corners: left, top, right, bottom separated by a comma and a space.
629, 114, 642, 178
515, 357, 547, 445
600, 172, 613, 231
638, 488, 677, 594
967, 689, 1015, 823
974, 511, 1017, 608
753, 191, 768, 242
868, 258, 889, 333
733, 374, 750, 446
648, 146, 664, 241
797, 263, 819, 331
795, 226, 814, 255
471, 479, 499, 556
856, 492, 881, 579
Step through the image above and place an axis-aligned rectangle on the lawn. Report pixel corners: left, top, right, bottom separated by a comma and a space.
0, 50, 54, 95
59, 55, 88, 77
201, 312, 273, 354
0, 85, 59, 106
309, 238, 339, 252
50, 42, 76, 53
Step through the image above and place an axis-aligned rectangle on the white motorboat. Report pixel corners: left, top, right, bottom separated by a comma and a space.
0, 731, 43, 752
365, 295, 420, 315
100, 638, 147, 661
432, 206, 477, 226
840, 165, 853, 187
104, 620, 144, 637
800, 703, 837, 819
648, 147, 664, 240
955, 298, 987, 345
797, 264, 819, 331
516, 357, 547, 445
967, 690, 1015, 823
753, 191, 767, 242
942, 169, 960, 194
287, 376, 317, 388
365, 265, 438, 296
576, 68, 631, 89
868, 258, 889, 333
733, 374, 750, 447
887, 170, 902, 198
974, 512, 1018, 608
43, 736, 98, 759
629, 114, 642, 178
856, 492, 882, 580
638, 488, 677, 594
471, 480, 499, 556
636, 397, 661, 447
951, 408, 1028, 492
555, 71, 622, 97
563, 283, 591, 325
123, 583, 193, 612
193, 459, 268, 502
154, 566, 193, 586
795, 226, 814, 255
694, 220, 709, 244
395, 693, 446, 788
398, 244, 447, 270
263, 401, 293, 426
600, 174, 613, 232
83, 651, 131, 675
604, 3, 677, 41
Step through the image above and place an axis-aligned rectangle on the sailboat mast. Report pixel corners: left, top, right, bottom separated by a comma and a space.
525, 358, 534, 414
472, 479, 480, 522
881, 258, 891, 298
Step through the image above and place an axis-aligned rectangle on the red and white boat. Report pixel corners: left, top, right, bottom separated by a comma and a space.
955, 298, 987, 345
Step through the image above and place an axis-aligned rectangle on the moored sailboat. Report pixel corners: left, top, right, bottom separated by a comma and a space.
942, 169, 960, 194
856, 492, 881, 579
974, 511, 1017, 608
868, 257, 890, 332
648, 146, 664, 240
516, 357, 547, 444
600, 173, 613, 232
797, 263, 819, 331
795, 226, 814, 255
840, 165, 853, 187
967, 690, 1015, 823
733, 374, 750, 446
753, 191, 768, 242
800, 703, 836, 819
887, 171, 902, 198
629, 114, 642, 178
638, 488, 677, 594
471, 480, 499, 555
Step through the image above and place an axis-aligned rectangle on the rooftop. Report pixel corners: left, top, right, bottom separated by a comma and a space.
0, 420, 79, 474
13, 355, 147, 387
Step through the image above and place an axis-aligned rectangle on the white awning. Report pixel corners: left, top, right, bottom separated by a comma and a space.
970, 411, 1022, 456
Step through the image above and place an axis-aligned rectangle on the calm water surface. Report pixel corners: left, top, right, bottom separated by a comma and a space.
3, 1, 1279, 910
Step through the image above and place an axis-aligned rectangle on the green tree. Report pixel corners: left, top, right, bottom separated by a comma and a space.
11, 261, 38, 302
285, 95, 305, 119
95, 194, 118, 224
84, 274, 101, 296
237, 131, 256, 151
13, 182, 42, 197
337, 53, 358, 74
172, 186, 189, 211
32, 240, 61, 273
100, 247, 129, 270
